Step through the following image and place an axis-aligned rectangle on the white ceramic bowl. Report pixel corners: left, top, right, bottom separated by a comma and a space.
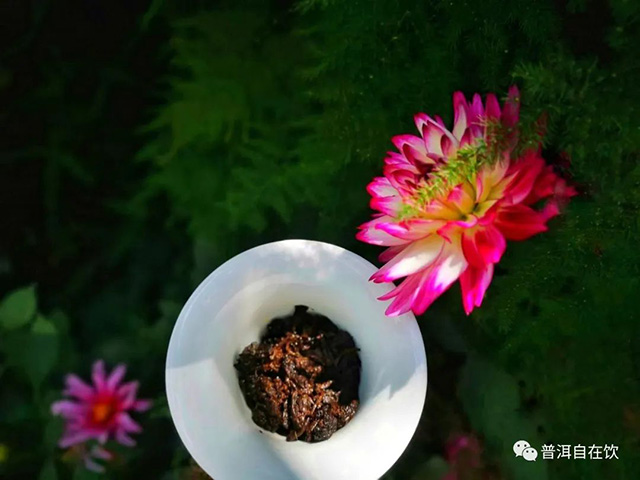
166, 240, 427, 480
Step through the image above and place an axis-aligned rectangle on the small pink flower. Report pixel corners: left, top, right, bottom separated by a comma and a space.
445, 434, 482, 467
358, 87, 576, 316
51, 360, 152, 451
441, 434, 483, 480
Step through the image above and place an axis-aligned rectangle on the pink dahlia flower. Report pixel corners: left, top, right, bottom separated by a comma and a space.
51, 360, 152, 450
357, 87, 576, 316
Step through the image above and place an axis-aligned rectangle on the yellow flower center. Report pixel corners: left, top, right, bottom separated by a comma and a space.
92, 402, 114, 424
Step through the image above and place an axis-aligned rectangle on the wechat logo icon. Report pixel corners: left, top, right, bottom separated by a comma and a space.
514, 440, 538, 461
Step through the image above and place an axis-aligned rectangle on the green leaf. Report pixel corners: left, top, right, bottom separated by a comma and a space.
43, 416, 64, 449
48, 310, 70, 335
1, 330, 30, 367
0, 285, 37, 330
38, 459, 57, 480
25, 316, 59, 390
459, 353, 548, 480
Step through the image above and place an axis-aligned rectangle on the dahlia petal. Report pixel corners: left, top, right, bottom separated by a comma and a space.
64, 375, 94, 401
117, 381, 140, 409
413, 113, 431, 132
391, 134, 429, 165
392, 134, 425, 153
381, 237, 467, 316
384, 151, 416, 169
379, 245, 404, 262
356, 216, 407, 246
356, 228, 404, 246
370, 195, 403, 216
58, 429, 93, 448
485, 93, 501, 120
133, 399, 152, 412
436, 216, 478, 243
51, 400, 86, 418
552, 178, 578, 204
460, 263, 494, 315
370, 235, 444, 282
117, 380, 138, 398
367, 176, 397, 198
115, 430, 136, 447
563, 184, 578, 198
447, 181, 476, 214
476, 160, 509, 204
461, 225, 506, 268
541, 200, 560, 221
461, 231, 483, 267
431, 242, 468, 290
501, 85, 520, 129
383, 162, 421, 182
422, 123, 445, 157
386, 169, 420, 196
469, 93, 485, 137
116, 413, 143, 433
441, 133, 455, 156
422, 199, 462, 220
90, 446, 113, 461
412, 244, 468, 315
458, 129, 473, 147
383, 274, 424, 317
494, 204, 548, 240
413, 113, 441, 136
452, 91, 469, 141
376, 219, 445, 240
423, 120, 457, 158
523, 166, 557, 204
504, 151, 545, 204
84, 457, 106, 473
92, 360, 107, 392
106, 364, 127, 391
531, 170, 578, 206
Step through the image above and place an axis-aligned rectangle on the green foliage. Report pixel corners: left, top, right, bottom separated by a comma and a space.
3, 0, 640, 479
137, 5, 322, 245
25, 316, 60, 390
0, 289, 60, 477
459, 353, 548, 480
0, 285, 37, 330
0, 290, 59, 393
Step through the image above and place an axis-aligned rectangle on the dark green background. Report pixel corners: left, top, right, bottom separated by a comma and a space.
1, 1, 639, 479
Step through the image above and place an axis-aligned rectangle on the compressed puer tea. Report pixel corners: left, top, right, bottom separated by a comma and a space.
234, 305, 361, 442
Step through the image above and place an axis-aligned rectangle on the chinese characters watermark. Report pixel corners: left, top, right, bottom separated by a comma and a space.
514, 440, 619, 462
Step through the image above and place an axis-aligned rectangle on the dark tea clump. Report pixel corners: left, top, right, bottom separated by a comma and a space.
234, 305, 361, 443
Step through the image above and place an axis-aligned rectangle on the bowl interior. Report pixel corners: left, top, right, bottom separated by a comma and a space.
166, 240, 427, 480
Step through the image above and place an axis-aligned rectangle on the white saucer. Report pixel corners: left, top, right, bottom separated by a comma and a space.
166, 240, 427, 480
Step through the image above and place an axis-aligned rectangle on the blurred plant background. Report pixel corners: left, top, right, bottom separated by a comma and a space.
1, 0, 639, 479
